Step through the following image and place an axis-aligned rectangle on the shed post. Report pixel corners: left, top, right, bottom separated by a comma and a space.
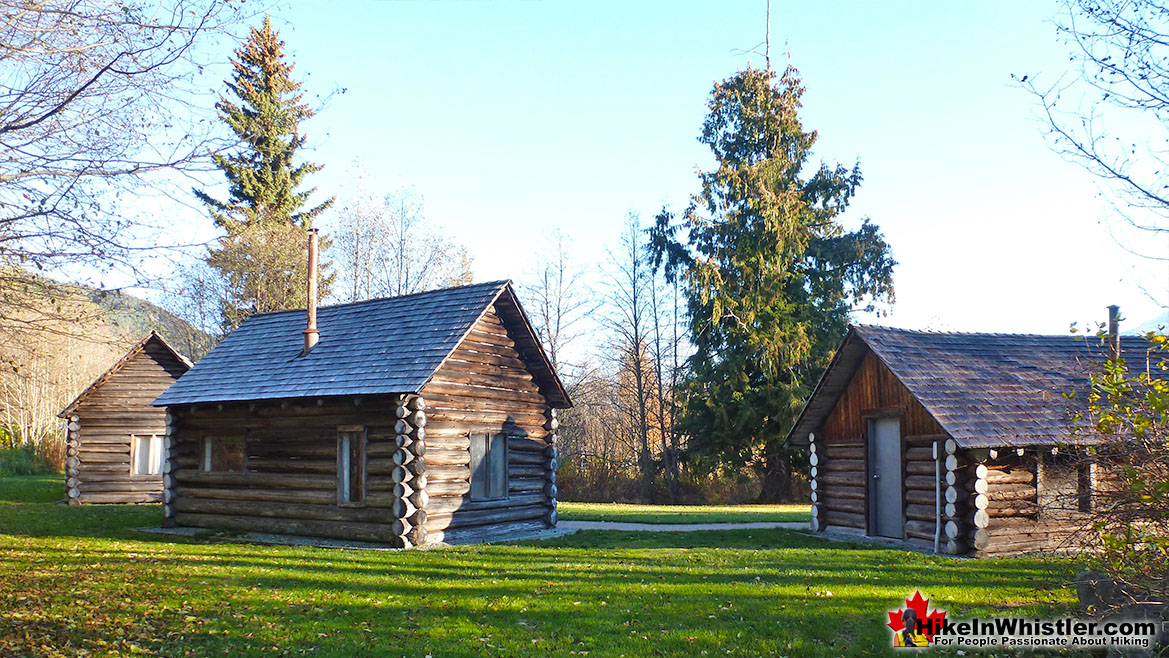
941, 439, 968, 554
966, 449, 991, 552
65, 415, 80, 505
1107, 305, 1120, 362
808, 432, 820, 532
545, 408, 559, 526
162, 410, 177, 526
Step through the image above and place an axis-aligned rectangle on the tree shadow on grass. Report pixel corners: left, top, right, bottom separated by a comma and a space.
0, 518, 1086, 658
0, 499, 1088, 657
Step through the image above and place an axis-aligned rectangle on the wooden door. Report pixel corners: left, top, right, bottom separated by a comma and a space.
868, 417, 903, 538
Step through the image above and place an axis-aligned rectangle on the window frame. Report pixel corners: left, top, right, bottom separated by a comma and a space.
130, 434, 164, 476
469, 433, 509, 501
201, 435, 247, 474
337, 425, 367, 506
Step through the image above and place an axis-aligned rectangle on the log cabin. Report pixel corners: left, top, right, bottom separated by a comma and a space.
152, 241, 570, 547
787, 308, 1144, 557
59, 331, 193, 504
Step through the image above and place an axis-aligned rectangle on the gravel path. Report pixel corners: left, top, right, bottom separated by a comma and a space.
557, 520, 807, 532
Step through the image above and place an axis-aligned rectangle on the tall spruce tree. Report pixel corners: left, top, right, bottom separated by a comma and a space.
650, 66, 896, 501
196, 17, 333, 329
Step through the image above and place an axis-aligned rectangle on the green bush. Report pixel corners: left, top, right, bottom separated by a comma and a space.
0, 446, 57, 476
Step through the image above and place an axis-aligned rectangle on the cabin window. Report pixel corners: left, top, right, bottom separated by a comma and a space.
470, 433, 508, 500
1039, 451, 1092, 514
130, 434, 164, 475
202, 436, 245, 473
337, 427, 366, 504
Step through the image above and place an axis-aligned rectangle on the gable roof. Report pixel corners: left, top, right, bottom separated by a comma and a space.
60, 331, 193, 417
152, 280, 570, 408
787, 325, 1150, 449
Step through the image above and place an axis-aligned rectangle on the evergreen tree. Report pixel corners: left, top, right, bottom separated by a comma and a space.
195, 17, 333, 329
650, 66, 896, 501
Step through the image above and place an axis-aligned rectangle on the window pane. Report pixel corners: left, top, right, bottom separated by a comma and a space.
206, 437, 245, 472
488, 435, 508, 499
337, 431, 365, 504
1077, 462, 1092, 513
131, 436, 150, 475
470, 434, 488, 500
338, 435, 351, 502
149, 435, 164, 475
349, 433, 364, 502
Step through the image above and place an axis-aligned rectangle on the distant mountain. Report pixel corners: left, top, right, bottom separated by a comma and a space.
85, 288, 216, 362
1131, 310, 1169, 335
0, 271, 216, 450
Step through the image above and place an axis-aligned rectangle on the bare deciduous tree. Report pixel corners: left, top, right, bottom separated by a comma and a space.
648, 263, 687, 501
520, 229, 595, 374
160, 258, 229, 357
0, 1, 243, 280
1024, 0, 1169, 258
330, 185, 473, 302
607, 214, 655, 499
0, 274, 139, 465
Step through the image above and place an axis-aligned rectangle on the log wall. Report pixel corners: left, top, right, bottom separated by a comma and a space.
420, 303, 557, 544
809, 347, 1091, 558
973, 448, 1084, 557
814, 349, 947, 534
166, 303, 559, 546
168, 397, 406, 543
67, 339, 188, 504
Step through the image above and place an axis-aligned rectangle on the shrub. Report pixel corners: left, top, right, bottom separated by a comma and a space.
0, 445, 57, 476
1071, 331, 1169, 607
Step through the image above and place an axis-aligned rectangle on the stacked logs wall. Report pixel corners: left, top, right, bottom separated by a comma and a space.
813, 350, 948, 533
419, 309, 558, 544
165, 308, 558, 545
67, 347, 185, 504
972, 450, 1072, 557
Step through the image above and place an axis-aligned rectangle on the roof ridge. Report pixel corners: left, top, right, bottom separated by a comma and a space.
244, 280, 512, 319
852, 323, 1102, 340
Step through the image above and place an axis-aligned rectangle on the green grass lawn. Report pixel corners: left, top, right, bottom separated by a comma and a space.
558, 501, 810, 524
0, 473, 63, 505
0, 477, 1087, 657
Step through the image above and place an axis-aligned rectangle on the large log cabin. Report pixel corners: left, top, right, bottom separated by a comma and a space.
153, 271, 570, 547
788, 311, 1142, 557
60, 332, 192, 504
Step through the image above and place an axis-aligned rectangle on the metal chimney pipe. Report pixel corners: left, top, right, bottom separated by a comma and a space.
1107, 304, 1120, 362
303, 228, 320, 355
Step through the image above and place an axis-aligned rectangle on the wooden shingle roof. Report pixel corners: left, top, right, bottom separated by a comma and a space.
153, 280, 570, 408
788, 325, 1149, 449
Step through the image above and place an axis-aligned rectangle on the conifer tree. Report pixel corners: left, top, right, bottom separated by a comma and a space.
650, 66, 896, 501
196, 17, 333, 329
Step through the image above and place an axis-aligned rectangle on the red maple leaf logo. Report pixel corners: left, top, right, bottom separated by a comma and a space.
887, 591, 946, 641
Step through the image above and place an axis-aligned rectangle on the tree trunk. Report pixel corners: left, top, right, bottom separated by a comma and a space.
757, 449, 796, 503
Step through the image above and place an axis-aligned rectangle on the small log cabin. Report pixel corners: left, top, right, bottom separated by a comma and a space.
152, 276, 570, 548
59, 331, 193, 504
788, 315, 1142, 557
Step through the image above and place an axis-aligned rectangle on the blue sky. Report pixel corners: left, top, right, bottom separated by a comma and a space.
184, 1, 1167, 334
